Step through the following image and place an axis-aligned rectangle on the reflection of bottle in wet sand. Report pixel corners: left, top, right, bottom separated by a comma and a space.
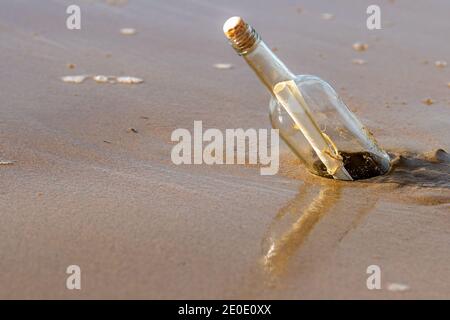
261, 183, 342, 277
223, 17, 390, 180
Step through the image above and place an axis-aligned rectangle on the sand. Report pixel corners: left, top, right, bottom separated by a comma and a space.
0, 0, 449, 299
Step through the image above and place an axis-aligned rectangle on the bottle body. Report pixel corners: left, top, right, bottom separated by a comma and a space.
269, 75, 390, 179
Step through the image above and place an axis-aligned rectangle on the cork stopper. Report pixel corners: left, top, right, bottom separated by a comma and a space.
223, 16, 260, 55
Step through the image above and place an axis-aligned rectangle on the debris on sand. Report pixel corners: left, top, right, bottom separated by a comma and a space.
120, 28, 137, 35
352, 58, 367, 65
117, 76, 144, 84
422, 98, 435, 105
352, 42, 368, 52
61, 75, 88, 84
213, 63, 233, 70
62, 75, 143, 85
106, 0, 128, 7
0, 160, 14, 165
93, 75, 109, 83
435, 60, 447, 68
387, 283, 410, 292
321, 13, 334, 20
127, 128, 138, 133
67, 63, 76, 69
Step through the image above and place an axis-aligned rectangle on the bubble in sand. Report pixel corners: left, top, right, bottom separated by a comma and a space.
213, 63, 233, 70
352, 58, 367, 65
61, 75, 88, 84
116, 76, 144, 84
352, 42, 368, 52
0, 160, 14, 165
387, 283, 410, 292
120, 28, 137, 35
422, 98, 435, 105
321, 13, 334, 20
435, 60, 447, 68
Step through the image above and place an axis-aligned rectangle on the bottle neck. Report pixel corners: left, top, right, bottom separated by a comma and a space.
243, 40, 296, 93
223, 17, 295, 94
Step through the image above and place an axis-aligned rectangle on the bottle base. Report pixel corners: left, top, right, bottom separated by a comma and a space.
313, 151, 387, 180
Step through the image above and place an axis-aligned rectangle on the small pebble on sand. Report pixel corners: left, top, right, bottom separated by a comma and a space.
352, 42, 368, 52
127, 128, 138, 133
61, 75, 88, 84
116, 76, 144, 84
120, 28, 137, 35
387, 283, 410, 292
435, 60, 447, 68
67, 63, 76, 69
321, 13, 334, 20
422, 98, 435, 105
352, 58, 367, 65
213, 63, 233, 70
447, 82, 450, 88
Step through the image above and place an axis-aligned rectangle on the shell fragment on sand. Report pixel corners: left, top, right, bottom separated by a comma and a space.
321, 13, 334, 20
61, 75, 88, 84
116, 76, 144, 84
93, 75, 110, 83
435, 60, 447, 68
62, 75, 143, 85
352, 42, 369, 52
422, 98, 435, 105
352, 58, 367, 65
387, 283, 410, 292
120, 28, 137, 35
213, 63, 233, 70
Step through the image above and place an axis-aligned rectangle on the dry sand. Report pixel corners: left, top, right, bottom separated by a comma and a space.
0, 0, 449, 299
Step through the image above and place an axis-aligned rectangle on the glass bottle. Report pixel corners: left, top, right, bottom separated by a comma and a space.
223, 16, 390, 180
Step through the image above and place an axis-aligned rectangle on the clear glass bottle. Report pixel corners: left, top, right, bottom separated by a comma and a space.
223, 17, 390, 180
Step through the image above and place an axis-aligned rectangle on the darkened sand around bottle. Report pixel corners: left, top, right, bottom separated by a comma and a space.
313, 151, 387, 180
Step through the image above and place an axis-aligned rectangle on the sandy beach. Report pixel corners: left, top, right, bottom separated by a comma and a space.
0, 0, 449, 299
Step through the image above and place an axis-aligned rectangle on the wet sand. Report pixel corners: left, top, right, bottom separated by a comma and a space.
0, 0, 449, 299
